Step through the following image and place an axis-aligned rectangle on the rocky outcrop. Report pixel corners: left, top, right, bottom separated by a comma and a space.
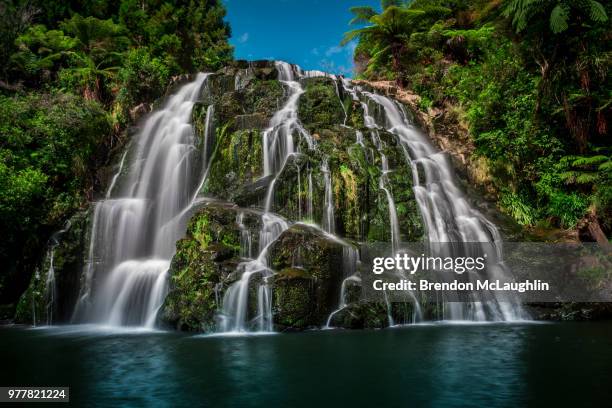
269, 224, 345, 329
158, 61, 426, 332
14, 209, 90, 325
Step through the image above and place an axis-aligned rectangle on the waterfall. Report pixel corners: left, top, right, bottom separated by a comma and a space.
44, 248, 56, 325
325, 246, 361, 328
72, 73, 211, 327
262, 63, 313, 177
321, 157, 335, 234
41, 221, 71, 325
219, 62, 308, 333
105, 150, 128, 199
364, 107, 401, 254
237, 212, 253, 259
62, 61, 525, 332
359, 90, 525, 321
356, 130, 365, 147
307, 168, 314, 221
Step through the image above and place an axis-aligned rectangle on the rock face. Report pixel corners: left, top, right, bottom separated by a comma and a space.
269, 224, 345, 330
15, 210, 90, 325
158, 61, 425, 332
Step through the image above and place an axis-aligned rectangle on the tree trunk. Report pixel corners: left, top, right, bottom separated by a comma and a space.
391, 42, 403, 88
578, 208, 612, 252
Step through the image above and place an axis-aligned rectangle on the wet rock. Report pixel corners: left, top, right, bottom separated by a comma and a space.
160, 204, 260, 332
327, 301, 390, 329
15, 209, 90, 324
269, 224, 345, 329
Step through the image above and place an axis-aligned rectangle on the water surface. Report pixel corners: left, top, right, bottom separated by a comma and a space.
1, 323, 611, 407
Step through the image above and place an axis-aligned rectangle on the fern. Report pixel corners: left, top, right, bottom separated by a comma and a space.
550, 4, 569, 33
571, 155, 609, 167
587, 0, 608, 22
348, 6, 377, 25
599, 161, 612, 172
505, 0, 608, 34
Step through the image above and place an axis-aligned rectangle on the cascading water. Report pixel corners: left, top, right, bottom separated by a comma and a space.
63, 60, 525, 332
72, 73, 213, 327
40, 221, 71, 325
321, 158, 335, 234
325, 246, 361, 328
219, 62, 308, 333
354, 86, 525, 321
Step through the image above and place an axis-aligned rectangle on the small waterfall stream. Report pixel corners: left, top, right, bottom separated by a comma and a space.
325, 246, 361, 328
321, 157, 335, 234
40, 221, 71, 325
219, 62, 307, 332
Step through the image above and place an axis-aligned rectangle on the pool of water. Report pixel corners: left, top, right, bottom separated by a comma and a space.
1, 322, 611, 407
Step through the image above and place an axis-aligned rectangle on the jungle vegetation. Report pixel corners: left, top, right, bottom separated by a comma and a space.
343, 0, 611, 242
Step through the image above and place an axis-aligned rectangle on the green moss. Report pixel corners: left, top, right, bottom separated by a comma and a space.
244, 79, 284, 115
160, 205, 259, 332
205, 127, 263, 199
298, 77, 345, 133
269, 224, 348, 329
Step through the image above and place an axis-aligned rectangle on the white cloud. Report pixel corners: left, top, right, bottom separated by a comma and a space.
325, 45, 343, 57
237, 32, 249, 43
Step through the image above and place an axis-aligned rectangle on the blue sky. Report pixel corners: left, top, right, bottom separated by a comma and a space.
224, 0, 380, 76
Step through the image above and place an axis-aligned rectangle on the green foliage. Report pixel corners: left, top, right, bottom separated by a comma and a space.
504, 0, 608, 34
115, 48, 170, 123
343, 2, 451, 83
347, 0, 611, 235
0, 92, 109, 304
10, 25, 77, 84
0, 0, 234, 304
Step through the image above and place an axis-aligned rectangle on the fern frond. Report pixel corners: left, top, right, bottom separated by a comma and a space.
598, 161, 612, 172
575, 173, 599, 184
349, 6, 377, 25
550, 4, 569, 33
588, 0, 608, 22
571, 155, 609, 167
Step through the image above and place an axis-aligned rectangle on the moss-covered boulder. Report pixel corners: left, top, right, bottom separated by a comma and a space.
298, 77, 345, 132
160, 204, 260, 331
269, 224, 348, 329
327, 301, 390, 329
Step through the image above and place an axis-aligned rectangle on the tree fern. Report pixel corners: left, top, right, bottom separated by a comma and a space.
504, 0, 608, 34
348, 6, 377, 25
587, 0, 607, 22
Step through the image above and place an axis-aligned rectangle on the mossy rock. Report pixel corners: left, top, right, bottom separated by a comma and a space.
327, 301, 390, 329
269, 224, 348, 329
298, 77, 345, 133
160, 204, 260, 332
205, 127, 264, 200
